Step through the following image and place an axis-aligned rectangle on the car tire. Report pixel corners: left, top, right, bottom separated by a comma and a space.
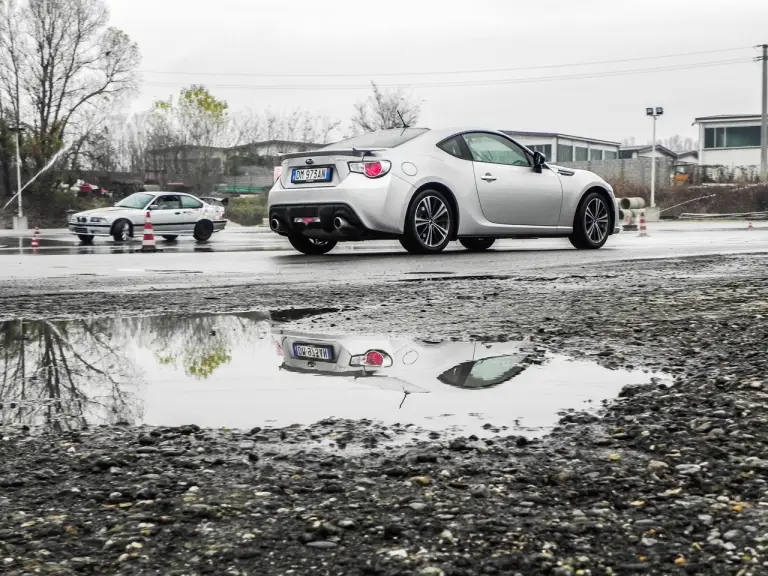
459, 238, 496, 252
569, 191, 611, 250
400, 188, 455, 254
193, 220, 214, 242
162, 235, 179, 242
78, 235, 94, 245
288, 236, 337, 255
111, 219, 132, 243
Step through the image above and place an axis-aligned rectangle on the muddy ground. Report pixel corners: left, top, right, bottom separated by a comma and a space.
1, 252, 768, 575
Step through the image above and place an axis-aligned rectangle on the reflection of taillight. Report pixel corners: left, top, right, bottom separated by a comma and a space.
350, 350, 392, 368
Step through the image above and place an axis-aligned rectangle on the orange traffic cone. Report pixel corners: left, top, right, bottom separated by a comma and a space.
31, 227, 40, 249
140, 211, 158, 252
638, 212, 649, 237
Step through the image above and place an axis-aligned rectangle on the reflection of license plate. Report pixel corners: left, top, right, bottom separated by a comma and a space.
73, 227, 87, 233
293, 343, 333, 361
292, 167, 332, 184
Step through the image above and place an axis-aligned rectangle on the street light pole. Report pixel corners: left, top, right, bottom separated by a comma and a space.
646, 107, 664, 208
760, 43, 767, 182
14, 129, 22, 218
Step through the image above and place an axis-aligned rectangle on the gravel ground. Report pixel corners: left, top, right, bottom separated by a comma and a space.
2, 253, 768, 575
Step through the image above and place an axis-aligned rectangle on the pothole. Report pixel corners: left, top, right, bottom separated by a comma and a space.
0, 312, 669, 438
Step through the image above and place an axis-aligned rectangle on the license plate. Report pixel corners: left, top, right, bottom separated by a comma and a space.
73, 227, 87, 233
291, 167, 332, 184
293, 343, 333, 361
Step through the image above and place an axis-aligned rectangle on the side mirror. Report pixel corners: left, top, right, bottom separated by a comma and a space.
532, 151, 546, 173
148, 204, 158, 210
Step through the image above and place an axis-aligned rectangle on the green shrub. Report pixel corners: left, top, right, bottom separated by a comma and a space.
226, 195, 267, 226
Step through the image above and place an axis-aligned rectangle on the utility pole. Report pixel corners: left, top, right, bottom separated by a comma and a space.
9, 126, 26, 230
759, 44, 767, 182
646, 107, 664, 207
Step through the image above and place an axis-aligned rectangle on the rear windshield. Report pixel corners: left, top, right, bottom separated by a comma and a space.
325, 128, 430, 150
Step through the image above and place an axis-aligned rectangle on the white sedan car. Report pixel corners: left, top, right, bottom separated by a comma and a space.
67, 191, 228, 244
268, 127, 620, 255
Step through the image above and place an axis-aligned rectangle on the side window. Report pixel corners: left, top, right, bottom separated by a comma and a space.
437, 136, 466, 159
462, 133, 531, 167
154, 195, 182, 210
181, 196, 204, 209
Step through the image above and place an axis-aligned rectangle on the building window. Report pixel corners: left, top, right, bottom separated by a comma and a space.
604, 150, 618, 159
526, 144, 552, 159
557, 144, 573, 162
590, 149, 603, 161
704, 126, 759, 149
575, 146, 589, 161
619, 150, 634, 159
725, 126, 761, 148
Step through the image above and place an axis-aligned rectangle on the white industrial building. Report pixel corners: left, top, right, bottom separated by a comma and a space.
501, 131, 620, 163
618, 144, 678, 160
694, 114, 764, 166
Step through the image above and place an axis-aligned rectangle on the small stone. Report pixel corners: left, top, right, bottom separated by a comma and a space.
419, 568, 445, 576
641, 537, 658, 547
675, 464, 701, 475
439, 530, 454, 540
409, 502, 428, 512
338, 519, 356, 529
648, 460, 669, 473
723, 529, 743, 541
388, 549, 408, 558
306, 541, 338, 549
409, 476, 432, 486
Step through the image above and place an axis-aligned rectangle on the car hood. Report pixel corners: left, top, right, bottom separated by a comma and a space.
72, 206, 135, 218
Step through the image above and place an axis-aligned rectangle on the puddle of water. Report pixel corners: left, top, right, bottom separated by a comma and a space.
0, 313, 663, 438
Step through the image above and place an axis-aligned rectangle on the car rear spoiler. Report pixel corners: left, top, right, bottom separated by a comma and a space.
278, 148, 387, 160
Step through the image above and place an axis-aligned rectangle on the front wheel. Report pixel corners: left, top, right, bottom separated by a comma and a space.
569, 192, 611, 250
288, 236, 337, 255
459, 238, 496, 252
193, 220, 214, 242
162, 235, 178, 242
400, 188, 455, 254
112, 219, 132, 243
78, 235, 94, 245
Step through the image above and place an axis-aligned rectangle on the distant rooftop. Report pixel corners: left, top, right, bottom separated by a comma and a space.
694, 114, 763, 123
619, 144, 678, 157
502, 130, 621, 147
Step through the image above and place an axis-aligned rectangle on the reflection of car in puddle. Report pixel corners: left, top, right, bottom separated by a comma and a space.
272, 330, 531, 396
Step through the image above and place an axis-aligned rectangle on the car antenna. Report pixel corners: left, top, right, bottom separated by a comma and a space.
397, 109, 410, 133
398, 388, 411, 409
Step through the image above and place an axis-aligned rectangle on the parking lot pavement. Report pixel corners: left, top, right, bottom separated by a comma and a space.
0, 220, 766, 290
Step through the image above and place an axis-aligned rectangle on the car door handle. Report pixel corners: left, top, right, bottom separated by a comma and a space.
481, 173, 497, 182
174, 212, 181, 215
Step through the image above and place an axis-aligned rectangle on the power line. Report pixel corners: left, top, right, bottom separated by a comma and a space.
139, 45, 752, 79
139, 57, 753, 92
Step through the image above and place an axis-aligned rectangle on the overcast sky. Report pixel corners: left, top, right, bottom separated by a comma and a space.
105, 0, 767, 145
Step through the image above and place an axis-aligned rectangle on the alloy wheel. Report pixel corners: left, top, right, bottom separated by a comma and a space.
584, 197, 609, 244
119, 222, 130, 241
414, 195, 451, 248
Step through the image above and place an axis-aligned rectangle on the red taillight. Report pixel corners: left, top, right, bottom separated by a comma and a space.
364, 162, 383, 178
348, 160, 391, 178
365, 351, 385, 367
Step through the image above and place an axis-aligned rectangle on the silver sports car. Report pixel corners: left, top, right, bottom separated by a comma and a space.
268, 127, 620, 255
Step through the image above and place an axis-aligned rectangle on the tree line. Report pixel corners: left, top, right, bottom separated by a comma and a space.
0, 0, 421, 205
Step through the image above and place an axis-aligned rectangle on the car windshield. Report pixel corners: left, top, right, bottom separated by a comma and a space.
115, 193, 154, 209
324, 128, 430, 150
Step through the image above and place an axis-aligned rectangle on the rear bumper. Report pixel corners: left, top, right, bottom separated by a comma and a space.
268, 203, 397, 240
267, 173, 412, 234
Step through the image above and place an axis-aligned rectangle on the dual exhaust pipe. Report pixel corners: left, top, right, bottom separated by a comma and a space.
270, 216, 357, 234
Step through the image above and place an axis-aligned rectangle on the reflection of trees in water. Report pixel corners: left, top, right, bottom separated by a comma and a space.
0, 312, 272, 431
0, 319, 142, 432
128, 312, 270, 380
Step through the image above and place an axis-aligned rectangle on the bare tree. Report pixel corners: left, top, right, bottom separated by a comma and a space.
661, 135, 698, 153
0, 0, 140, 205
351, 81, 420, 134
